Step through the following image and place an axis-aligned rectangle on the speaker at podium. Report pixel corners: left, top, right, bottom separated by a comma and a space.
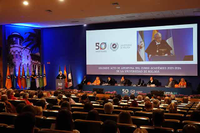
56, 79, 65, 89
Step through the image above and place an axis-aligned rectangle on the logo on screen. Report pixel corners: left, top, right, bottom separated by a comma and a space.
110, 43, 119, 51
96, 42, 107, 50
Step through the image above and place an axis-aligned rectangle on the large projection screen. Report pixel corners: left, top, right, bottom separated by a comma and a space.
86, 24, 198, 76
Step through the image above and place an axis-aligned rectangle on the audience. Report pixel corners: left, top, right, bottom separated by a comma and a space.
1, 94, 16, 113
113, 97, 119, 105
101, 120, 119, 133
182, 124, 200, 133
55, 109, 79, 133
117, 111, 132, 124
61, 101, 71, 111
87, 109, 100, 121
145, 101, 153, 112
130, 94, 135, 100
21, 105, 36, 116
168, 102, 178, 113
34, 106, 43, 116
183, 97, 189, 103
7, 89, 17, 100
137, 95, 143, 101
65, 92, 76, 104
14, 112, 35, 133
130, 100, 138, 107
35, 100, 47, 110
84, 102, 94, 112
104, 102, 114, 114
153, 99, 160, 108
190, 109, 200, 121
152, 109, 165, 127
164, 96, 171, 105
16, 103, 26, 114
22, 93, 33, 105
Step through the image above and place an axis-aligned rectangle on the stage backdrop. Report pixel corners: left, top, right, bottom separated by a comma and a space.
3, 25, 42, 89
41, 17, 200, 91
0, 26, 3, 88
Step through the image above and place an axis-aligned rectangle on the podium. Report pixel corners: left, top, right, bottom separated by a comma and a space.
150, 55, 176, 61
56, 79, 65, 89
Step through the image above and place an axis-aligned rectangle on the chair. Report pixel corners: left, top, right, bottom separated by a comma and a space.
182, 120, 200, 128
117, 123, 137, 133
164, 113, 184, 121
0, 123, 8, 133
129, 107, 143, 112
88, 96, 96, 101
8, 100, 26, 108
163, 119, 181, 130
71, 103, 84, 107
74, 119, 103, 133
71, 97, 79, 103
0, 102, 6, 112
35, 116, 48, 129
131, 116, 150, 126
43, 110, 59, 117
72, 111, 88, 120
140, 125, 174, 133
0, 113, 17, 125
39, 129, 73, 133
44, 117, 56, 129
29, 98, 43, 105
71, 107, 84, 112
99, 114, 118, 122
45, 98, 58, 105
51, 105, 61, 110
135, 111, 153, 119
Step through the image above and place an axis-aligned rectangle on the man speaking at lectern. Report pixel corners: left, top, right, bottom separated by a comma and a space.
145, 32, 172, 59
56, 71, 66, 79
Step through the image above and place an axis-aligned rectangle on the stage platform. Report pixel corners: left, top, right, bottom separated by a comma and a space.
82, 85, 192, 96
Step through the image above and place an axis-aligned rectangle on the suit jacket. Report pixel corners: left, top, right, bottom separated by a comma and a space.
166, 80, 176, 88
81, 79, 88, 85
56, 74, 66, 79
145, 40, 172, 56
107, 78, 116, 86
147, 80, 158, 86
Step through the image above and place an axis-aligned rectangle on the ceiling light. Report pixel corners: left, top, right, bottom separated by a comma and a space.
59, 0, 65, 2
83, 24, 87, 27
116, 6, 120, 9
23, 1, 29, 6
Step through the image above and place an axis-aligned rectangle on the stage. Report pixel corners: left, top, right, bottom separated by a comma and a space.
82, 85, 192, 96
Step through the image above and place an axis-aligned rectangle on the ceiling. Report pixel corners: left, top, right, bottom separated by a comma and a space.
0, 0, 200, 27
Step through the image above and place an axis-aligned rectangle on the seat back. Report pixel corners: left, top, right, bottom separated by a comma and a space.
182, 120, 200, 128
163, 119, 181, 130
131, 116, 150, 126
43, 110, 59, 117
164, 113, 184, 121
8, 100, 26, 108
140, 125, 174, 133
39, 129, 73, 133
135, 111, 153, 119
72, 111, 88, 120
71, 107, 84, 112
74, 119, 103, 133
0, 102, 6, 112
117, 123, 137, 133
99, 114, 118, 122
0, 113, 17, 125
45, 98, 58, 105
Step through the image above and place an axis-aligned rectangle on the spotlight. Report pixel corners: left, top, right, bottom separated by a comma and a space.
23, 1, 29, 6
83, 24, 87, 27
59, 0, 65, 2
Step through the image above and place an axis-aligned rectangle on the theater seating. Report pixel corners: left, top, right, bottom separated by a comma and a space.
129, 107, 143, 112
140, 125, 174, 133
39, 129, 73, 133
164, 113, 184, 121
0, 123, 8, 133
8, 100, 26, 108
0, 113, 17, 125
0, 102, 6, 112
182, 120, 200, 128
163, 119, 181, 130
117, 123, 137, 133
135, 111, 153, 119
29, 98, 44, 105
99, 114, 118, 122
71, 107, 84, 112
72, 111, 88, 120
43, 110, 59, 117
45, 98, 58, 105
74, 119, 103, 133
131, 116, 150, 126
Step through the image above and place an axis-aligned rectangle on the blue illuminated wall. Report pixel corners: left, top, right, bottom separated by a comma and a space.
41, 26, 86, 89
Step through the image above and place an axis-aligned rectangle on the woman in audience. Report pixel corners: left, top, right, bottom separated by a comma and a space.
34, 106, 43, 116
123, 95, 129, 101
1, 94, 16, 113
21, 105, 36, 116
183, 97, 189, 103
16, 103, 26, 114
61, 101, 71, 111
80, 93, 89, 103
104, 102, 114, 114
55, 109, 80, 133
179, 78, 187, 88
130, 94, 135, 100
65, 92, 76, 104
145, 101, 153, 112
152, 109, 165, 127
167, 102, 178, 113
35, 100, 47, 110
115, 94, 122, 101
153, 99, 160, 108
130, 100, 138, 107
22, 93, 33, 105
137, 95, 143, 101
144, 96, 150, 102
87, 109, 100, 121
113, 97, 119, 105
164, 96, 171, 105
117, 111, 132, 124
84, 102, 94, 112
101, 120, 119, 133
7, 89, 17, 100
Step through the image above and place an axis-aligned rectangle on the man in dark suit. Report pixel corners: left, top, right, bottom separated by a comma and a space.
81, 76, 89, 85
120, 76, 132, 86
145, 32, 172, 59
166, 77, 176, 88
107, 77, 116, 86
56, 71, 66, 79
147, 77, 159, 86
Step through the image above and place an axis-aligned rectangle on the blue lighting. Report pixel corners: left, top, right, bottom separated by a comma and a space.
10, 23, 41, 28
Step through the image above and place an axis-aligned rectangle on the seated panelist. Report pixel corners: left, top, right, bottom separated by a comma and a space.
107, 77, 116, 86
166, 77, 176, 88
179, 78, 187, 88
147, 77, 159, 86
81, 76, 89, 85
93, 76, 101, 85
120, 76, 132, 86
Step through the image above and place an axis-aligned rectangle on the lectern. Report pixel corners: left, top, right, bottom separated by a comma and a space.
56, 79, 65, 89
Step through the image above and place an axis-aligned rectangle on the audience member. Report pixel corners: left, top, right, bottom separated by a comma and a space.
101, 120, 119, 133
16, 103, 26, 114
35, 100, 47, 109
87, 109, 100, 121
137, 95, 143, 101
164, 96, 171, 104
1, 94, 16, 113
183, 97, 189, 103
117, 111, 132, 124
22, 93, 33, 105
61, 101, 71, 111
123, 95, 129, 101
65, 92, 76, 104
84, 102, 94, 112
153, 99, 160, 108
7, 89, 17, 100
168, 102, 177, 113
145, 101, 153, 112
152, 109, 165, 127
34, 106, 43, 116
130, 94, 135, 100
130, 100, 138, 107
182, 124, 200, 133
190, 110, 200, 121
113, 97, 119, 105
104, 102, 114, 114
21, 105, 36, 116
